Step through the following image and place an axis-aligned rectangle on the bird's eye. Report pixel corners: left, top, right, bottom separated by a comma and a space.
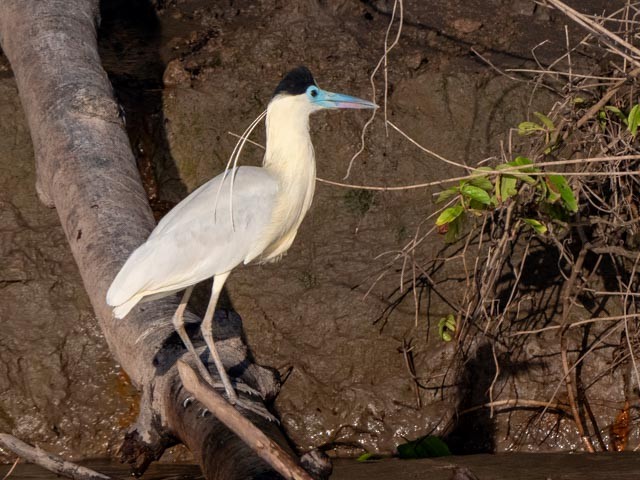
310, 88, 318, 97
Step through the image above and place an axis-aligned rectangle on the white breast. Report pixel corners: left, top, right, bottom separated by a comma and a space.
244, 93, 317, 264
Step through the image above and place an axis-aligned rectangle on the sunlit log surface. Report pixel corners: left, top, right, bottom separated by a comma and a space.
0, 1, 300, 478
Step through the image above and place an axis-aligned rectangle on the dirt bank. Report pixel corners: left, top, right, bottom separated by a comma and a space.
0, 0, 630, 464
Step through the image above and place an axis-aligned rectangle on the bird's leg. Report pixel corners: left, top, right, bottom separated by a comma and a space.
172, 285, 216, 386
172, 284, 264, 414
199, 274, 278, 422
200, 271, 238, 404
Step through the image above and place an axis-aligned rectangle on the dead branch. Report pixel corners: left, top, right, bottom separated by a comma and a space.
560, 333, 596, 452
178, 361, 314, 480
0, 434, 112, 480
0, 1, 306, 478
457, 399, 571, 417
544, 0, 640, 67
367, 0, 640, 453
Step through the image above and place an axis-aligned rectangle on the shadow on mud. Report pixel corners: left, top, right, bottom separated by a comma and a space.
97, 0, 241, 358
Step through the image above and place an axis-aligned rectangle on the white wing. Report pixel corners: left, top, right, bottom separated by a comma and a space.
106, 166, 278, 315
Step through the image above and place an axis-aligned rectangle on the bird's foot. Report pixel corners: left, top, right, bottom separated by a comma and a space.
195, 366, 264, 399
192, 359, 264, 399
182, 388, 277, 423
230, 381, 264, 399
209, 380, 277, 421
233, 396, 279, 423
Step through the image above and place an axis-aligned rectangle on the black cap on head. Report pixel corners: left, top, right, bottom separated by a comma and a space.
273, 66, 317, 97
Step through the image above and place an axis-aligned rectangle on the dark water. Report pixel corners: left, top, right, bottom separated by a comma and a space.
2, 453, 640, 480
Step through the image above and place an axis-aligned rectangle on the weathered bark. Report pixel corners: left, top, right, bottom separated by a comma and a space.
0, 434, 112, 480
0, 1, 303, 478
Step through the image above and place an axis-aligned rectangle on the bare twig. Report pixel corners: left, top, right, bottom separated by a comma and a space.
399, 339, 422, 408
358, 0, 640, 454
345, 0, 404, 178
545, 0, 640, 67
0, 434, 112, 480
177, 361, 314, 480
2, 457, 20, 480
560, 333, 596, 452
458, 398, 571, 416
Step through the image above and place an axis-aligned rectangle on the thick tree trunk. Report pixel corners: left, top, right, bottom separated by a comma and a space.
0, 1, 295, 478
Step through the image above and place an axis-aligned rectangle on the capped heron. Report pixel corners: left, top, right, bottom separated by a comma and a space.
106, 66, 376, 416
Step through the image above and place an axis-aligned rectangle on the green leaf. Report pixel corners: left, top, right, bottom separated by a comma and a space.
436, 204, 464, 226
496, 160, 536, 184
397, 436, 452, 459
468, 199, 490, 212
469, 175, 494, 192
518, 121, 544, 135
511, 156, 534, 167
628, 104, 640, 137
435, 187, 459, 204
534, 112, 555, 130
543, 143, 560, 155
500, 175, 518, 201
357, 452, 382, 462
605, 106, 628, 125
536, 179, 548, 200
510, 157, 537, 183
522, 218, 548, 234
461, 184, 492, 205
438, 314, 456, 342
545, 180, 561, 204
598, 110, 608, 129
444, 215, 462, 243
548, 175, 578, 212
573, 96, 586, 104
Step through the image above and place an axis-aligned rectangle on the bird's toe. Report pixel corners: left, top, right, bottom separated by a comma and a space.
235, 398, 279, 423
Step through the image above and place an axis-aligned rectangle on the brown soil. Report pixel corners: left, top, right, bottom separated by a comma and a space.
0, 0, 630, 465
4, 453, 640, 480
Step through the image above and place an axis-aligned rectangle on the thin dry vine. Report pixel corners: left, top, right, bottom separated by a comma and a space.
368, 0, 640, 451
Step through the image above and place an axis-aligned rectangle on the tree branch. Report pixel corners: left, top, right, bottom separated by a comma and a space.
0, 434, 113, 480
178, 361, 314, 480
0, 2, 304, 478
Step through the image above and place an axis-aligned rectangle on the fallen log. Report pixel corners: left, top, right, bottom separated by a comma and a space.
0, 1, 315, 478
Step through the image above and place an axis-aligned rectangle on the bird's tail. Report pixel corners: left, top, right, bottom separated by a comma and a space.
110, 295, 142, 319
106, 243, 154, 319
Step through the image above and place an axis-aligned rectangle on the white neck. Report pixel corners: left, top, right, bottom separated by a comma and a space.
253, 94, 317, 261
263, 94, 316, 180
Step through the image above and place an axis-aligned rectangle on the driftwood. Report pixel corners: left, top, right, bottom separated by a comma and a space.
178, 362, 314, 480
0, 1, 317, 478
0, 434, 111, 480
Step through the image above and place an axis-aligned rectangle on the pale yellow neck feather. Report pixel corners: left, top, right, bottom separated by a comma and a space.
244, 94, 317, 263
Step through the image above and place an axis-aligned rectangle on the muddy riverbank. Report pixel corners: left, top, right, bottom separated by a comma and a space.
0, 0, 633, 467
3, 453, 640, 479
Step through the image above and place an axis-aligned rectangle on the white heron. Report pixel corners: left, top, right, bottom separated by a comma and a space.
106, 66, 376, 415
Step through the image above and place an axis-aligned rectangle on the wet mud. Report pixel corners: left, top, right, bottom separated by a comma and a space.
4, 453, 640, 480
0, 0, 633, 466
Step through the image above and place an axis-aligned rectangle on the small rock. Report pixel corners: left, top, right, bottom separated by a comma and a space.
406, 51, 427, 70
163, 59, 191, 88
452, 18, 483, 34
